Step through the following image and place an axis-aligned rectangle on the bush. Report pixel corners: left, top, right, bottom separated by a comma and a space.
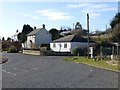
1, 48, 9, 52
7, 48, 18, 53
71, 48, 87, 56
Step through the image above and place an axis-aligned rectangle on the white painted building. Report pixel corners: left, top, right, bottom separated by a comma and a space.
60, 31, 71, 36
50, 34, 95, 52
24, 25, 52, 49
11, 30, 19, 42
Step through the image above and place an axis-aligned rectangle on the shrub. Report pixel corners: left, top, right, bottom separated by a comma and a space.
71, 48, 87, 56
7, 48, 18, 53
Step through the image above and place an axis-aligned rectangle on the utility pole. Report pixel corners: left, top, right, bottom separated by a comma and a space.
87, 13, 89, 57
105, 25, 107, 58
73, 23, 74, 30
106, 25, 107, 40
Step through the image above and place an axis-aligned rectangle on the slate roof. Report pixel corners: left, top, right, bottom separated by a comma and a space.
27, 28, 43, 36
52, 34, 95, 43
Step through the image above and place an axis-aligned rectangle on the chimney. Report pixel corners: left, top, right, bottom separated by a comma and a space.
43, 24, 45, 29
34, 26, 36, 30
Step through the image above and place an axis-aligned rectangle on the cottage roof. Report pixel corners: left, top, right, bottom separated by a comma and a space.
27, 28, 43, 36
52, 34, 95, 43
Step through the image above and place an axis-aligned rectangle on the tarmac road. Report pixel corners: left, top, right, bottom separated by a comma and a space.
2, 53, 119, 88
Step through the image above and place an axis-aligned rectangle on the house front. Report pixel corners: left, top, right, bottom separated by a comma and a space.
24, 24, 52, 49
50, 34, 95, 52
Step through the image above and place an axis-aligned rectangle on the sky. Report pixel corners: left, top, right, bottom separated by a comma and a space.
0, 1, 119, 39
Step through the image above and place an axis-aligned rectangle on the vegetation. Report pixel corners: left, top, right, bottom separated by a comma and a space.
64, 57, 120, 72
75, 22, 82, 30
17, 24, 33, 43
90, 13, 120, 44
71, 48, 87, 56
0, 56, 8, 64
110, 13, 120, 28
49, 28, 63, 40
110, 13, 120, 43
1, 41, 21, 53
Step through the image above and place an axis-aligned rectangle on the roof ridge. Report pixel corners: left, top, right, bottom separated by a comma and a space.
27, 28, 43, 36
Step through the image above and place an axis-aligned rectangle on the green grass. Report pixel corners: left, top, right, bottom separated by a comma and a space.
64, 57, 120, 72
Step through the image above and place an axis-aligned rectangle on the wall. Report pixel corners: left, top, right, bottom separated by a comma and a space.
35, 29, 51, 48
50, 42, 95, 52
71, 42, 87, 49
26, 35, 35, 48
23, 50, 40, 55
50, 42, 71, 52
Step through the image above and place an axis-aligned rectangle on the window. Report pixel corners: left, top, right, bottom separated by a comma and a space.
53, 43, 56, 48
64, 43, 67, 48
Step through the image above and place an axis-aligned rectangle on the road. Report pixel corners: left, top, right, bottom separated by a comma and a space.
2, 53, 119, 88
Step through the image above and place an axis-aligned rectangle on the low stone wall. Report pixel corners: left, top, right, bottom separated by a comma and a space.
23, 50, 41, 55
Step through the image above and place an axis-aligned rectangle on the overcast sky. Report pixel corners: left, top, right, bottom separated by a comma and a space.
0, 1, 119, 39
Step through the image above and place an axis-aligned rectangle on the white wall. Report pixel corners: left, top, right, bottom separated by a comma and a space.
26, 28, 51, 49
35, 29, 51, 47
50, 42, 71, 52
50, 42, 95, 52
26, 35, 35, 48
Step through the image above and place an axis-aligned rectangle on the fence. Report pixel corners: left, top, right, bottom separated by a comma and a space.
97, 46, 120, 60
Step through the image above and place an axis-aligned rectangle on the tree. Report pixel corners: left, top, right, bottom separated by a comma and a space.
110, 13, 120, 43
75, 22, 82, 30
7, 37, 11, 41
110, 13, 120, 28
2, 37, 5, 41
49, 28, 60, 40
111, 23, 120, 43
17, 24, 33, 43
17, 33, 22, 42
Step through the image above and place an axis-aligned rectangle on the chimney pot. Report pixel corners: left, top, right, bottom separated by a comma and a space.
34, 26, 36, 29
43, 24, 45, 29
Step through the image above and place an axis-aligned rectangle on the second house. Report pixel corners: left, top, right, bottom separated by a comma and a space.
25, 24, 52, 49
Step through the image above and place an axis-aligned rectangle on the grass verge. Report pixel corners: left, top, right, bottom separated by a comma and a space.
64, 57, 120, 72
0, 56, 8, 64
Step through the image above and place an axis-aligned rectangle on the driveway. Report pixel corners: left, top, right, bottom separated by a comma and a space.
2, 53, 119, 88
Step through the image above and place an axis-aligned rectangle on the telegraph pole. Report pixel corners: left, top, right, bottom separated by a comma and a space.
87, 13, 89, 57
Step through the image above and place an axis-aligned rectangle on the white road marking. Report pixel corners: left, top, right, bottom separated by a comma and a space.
90, 67, 93, 72
13, 68, 16, 69
2, 70, 17, 76
33, 68, 37, 70
13, 68, 28, 72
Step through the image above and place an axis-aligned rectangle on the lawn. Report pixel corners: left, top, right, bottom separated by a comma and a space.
64, 57, 120, 72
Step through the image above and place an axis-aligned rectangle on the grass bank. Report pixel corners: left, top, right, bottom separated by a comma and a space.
0, 56, 8, 64
64, 57, 120, 72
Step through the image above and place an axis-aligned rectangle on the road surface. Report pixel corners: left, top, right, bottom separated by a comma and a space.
2, 53, 119, 88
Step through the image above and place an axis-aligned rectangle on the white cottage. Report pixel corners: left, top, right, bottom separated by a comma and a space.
25, 25, 51, 49
50, 34, 95, 52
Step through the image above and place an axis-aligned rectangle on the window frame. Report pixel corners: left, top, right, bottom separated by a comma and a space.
53, 43, 56, 48
64, 43, 67, 48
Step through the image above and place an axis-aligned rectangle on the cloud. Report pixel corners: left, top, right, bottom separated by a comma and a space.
67, 3, 91, 8
36, 9, 72, 21
90, 13, 101, 18
32, 16, 40, 19
67, 2, 117, 18
20, 12, 31, 17
82, 7, 117, 13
